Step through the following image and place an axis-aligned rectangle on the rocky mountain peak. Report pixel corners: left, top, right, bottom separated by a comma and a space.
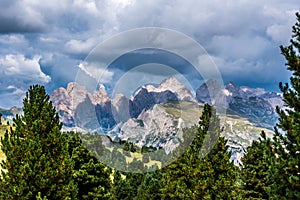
196, 79, 224, 104
91, 86, 110, 106
65, 82, 89, 109
50, 82, 113, 128
146, 76, 196, 102
226, 81, 236, 87
160, 76, 182, 86
118, 104, 186, 153
112, 94, 130, 123
50, 87, 74, 126
66, 82, 87, 95
50, 87, 71, 112
225, 81, 241, 97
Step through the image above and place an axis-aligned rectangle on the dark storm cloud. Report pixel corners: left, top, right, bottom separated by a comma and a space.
0, 0, 299, 107
0, 1, 46, 33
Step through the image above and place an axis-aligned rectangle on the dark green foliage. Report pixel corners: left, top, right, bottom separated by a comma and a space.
113, 169, 163, 200
124, 172, 145, 199
267, 12, 300, 199
136, 170, 163, 200
110, 147, 127, 171
80, 133, 112, 167
65, 132, 113, 200
123, 141, 137, 153
203, 136, 238, 199
36, 192, 48, 200
112, 171, 134, 200
149, 148, 168, 162
142, 153, 150, 163
241, 131, 273, 199
128, 157, 145, 172
0, 85, 77, 199
160, 104, 237, 199
241, 12, 300, 199
112, 170, 145, 200
141, 145, 156, 153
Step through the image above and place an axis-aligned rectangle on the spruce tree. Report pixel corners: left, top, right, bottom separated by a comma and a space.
239, 12, 300, 199
241, 131, 273, 199
122, 172, 145, 199
65, 132, 113, 200
135, 170, 163, 200
267, 12, 300, 199
161, 104, 237, 199
112, 170, 134, 200
0, 85, 77, 199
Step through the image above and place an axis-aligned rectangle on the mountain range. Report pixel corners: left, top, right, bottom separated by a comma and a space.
50, 77, 283, 131
49, 77, 282, 165
0, 77, 283, 166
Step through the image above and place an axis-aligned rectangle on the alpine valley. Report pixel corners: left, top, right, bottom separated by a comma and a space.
1, 77, 283, 166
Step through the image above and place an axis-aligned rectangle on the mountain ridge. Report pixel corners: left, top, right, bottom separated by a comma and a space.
0, 78, 283, 166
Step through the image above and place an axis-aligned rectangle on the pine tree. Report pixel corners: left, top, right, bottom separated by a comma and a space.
65, 132, 113, 200
267, 12, 300, 199
135, 170, 163, 200
112, 170, 134, 200
204, 136, 238, 199
241, 131, 273, 199
0, 85, 77, 199
161, 104, 237, 199
122, 172, 145, 199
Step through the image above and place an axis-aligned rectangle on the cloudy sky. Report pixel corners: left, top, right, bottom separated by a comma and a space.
0, 0, 299, 108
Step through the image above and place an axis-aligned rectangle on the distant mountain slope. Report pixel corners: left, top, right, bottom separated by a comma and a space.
0, 106, 22, 121
50, 77, 197, 130
0, 78, 282, 166
47, 77, 283, 166
196, 80, 283, 129
50, 77, 282, 131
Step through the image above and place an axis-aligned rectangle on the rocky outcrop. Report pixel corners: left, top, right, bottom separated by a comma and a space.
50, 86, 74, 126
146, 77, 196, 102
0, 106, 23, 121
50, 82, 114, 130
196, 80, 283, 128
118, 104, 186, 153
196, 79, 224, 104
111, 94, 131, 123
129, 88, 156, 118
129, 87, 179, 118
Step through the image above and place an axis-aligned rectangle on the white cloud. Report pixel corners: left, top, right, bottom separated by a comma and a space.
0, 54, 51, 107
0, 34, 27, 44
0, 0, 299, 107
78, 61, 114, 83
0, 54, 51, 94
39, 36, 60, 43
1, 54, 50, 82
65, 38, 97, 54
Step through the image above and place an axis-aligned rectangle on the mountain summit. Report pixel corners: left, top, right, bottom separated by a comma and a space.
146, 77, 196, 102
2, 78, 282, 166
196, 80, 283, 129
50, 78, 283, 130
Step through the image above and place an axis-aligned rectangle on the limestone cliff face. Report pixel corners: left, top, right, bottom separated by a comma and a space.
49, 78, 283, 166
146, 77, 196, 102
50, 82, 112, 130
118, 104, 187, 154
196, 80, 283, 129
